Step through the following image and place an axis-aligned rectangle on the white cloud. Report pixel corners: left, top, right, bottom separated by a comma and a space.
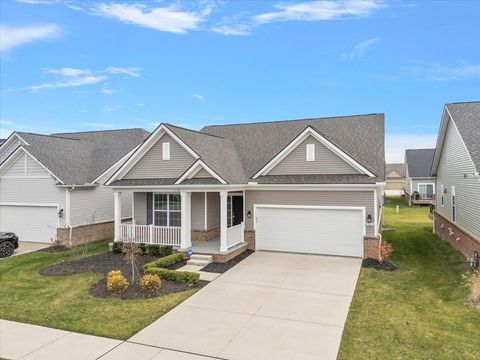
341, 37, 380, 60
0, 120, 13, 126
27, 75, 107, 91
385, 133, 437, 163
103, 105, 123, 112
15, 0, 61, 4
192, 94, 206, 102
400, 61, 480, 81
211, 23, 252, 36
254, 0, 384, 24
92, 3, 204, 34
46, 67, 91, 77
100, 87, 117, 95
105, 66, 142, 78
84, 122, 115, 129
135, 103, 145, 107
0, 24, 61, 52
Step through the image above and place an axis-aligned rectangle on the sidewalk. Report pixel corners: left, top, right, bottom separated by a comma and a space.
0, 319, 216, 360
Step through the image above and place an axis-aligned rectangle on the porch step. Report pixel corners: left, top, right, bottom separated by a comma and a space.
187, 254, 213, 267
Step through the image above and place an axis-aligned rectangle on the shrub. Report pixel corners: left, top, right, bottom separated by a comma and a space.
145, 253, 184, 269
146, 244, 161, 256
112, 242, 123, 254
141, 273, 162, 292
159, 245, 173, 257
106, 270, 128, 293
379, 241, 394, 262
139, 243, 147, 255
145, 267, 199, 286
466, 271, 480, 307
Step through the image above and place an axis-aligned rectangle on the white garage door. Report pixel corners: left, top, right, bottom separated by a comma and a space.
0, 205, 58, 243
255, 206, 364, 257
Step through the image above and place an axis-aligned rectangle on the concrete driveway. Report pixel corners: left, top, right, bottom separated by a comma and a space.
128, 251, 362, 360
0, 241, 48, 260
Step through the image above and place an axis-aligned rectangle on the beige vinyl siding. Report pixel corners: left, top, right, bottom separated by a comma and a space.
69, 187, 132, 226
0, 137, 25, 164
268, 136, 360, 176
207, 192, 220, 229
191, 192, 205, 230
193, 168, 211, 178
124, 134, 195, 179
0, 177, 66, 227
245, 190, 375, 236
435, 120, 480, 239
134, 192, 147, 225
385, 180, 404, 191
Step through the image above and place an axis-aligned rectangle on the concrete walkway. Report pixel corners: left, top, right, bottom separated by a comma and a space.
130, 251, 362, 360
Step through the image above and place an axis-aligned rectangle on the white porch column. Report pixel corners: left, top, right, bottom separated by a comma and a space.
180, 191, 192, 249
220, 191, 228, 252
114, 191, 122, 242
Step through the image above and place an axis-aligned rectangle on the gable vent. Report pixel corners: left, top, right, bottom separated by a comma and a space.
306, 143, 315, 162
162, 142, 170, 160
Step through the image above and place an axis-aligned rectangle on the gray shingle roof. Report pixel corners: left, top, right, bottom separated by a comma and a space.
386, 163, 405, 178
405, 149, 435, 178
17, 129, 149, 185
201, 114, 385, 182
111, 178, 176, 186
446, 101, 480, 170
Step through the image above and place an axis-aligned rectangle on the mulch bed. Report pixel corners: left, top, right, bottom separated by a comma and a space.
40, 252, 207, 299
38, 245, 70, 253
362, 258, 397, 271
165, 258, 188, 270
201, 249, 254, 273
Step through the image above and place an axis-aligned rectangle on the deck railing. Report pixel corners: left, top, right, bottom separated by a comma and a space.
226, 222, 245, 250
118, 223, 181, 246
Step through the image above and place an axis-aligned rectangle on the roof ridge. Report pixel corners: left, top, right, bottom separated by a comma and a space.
165, 123, 227, 140
406, 148, 435, 151
446, 101, 480, 105
52, 128, 147, 135
17, 132, 80, 141
202, 113, 384, 128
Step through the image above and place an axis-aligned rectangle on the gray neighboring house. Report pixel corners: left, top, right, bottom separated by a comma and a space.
404, 148, 436, 205
384, 163, 405, 196
432, 101, 480, 257
107, 113, 386, 260
0, 129, 149, 244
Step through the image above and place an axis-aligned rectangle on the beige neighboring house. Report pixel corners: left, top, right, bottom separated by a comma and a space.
106, 113, 386, 260
404, 148, 436, 206
384, 163, 405, 196
0, 129, 149, 244
432, 101, 480, 258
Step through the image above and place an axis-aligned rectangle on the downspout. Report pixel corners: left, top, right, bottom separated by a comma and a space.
65, 186, 75, 246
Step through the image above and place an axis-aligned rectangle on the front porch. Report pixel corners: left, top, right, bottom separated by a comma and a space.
114, 190, 247, 257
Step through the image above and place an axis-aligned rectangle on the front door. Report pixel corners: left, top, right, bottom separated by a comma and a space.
227, 195, 244, 227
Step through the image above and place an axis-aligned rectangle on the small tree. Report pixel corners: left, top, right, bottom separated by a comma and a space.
379, 241, 394, 262
122, 242, 141, 283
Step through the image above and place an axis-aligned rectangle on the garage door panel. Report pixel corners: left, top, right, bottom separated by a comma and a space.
0, 205, 57, 243
255, 207, 363, 257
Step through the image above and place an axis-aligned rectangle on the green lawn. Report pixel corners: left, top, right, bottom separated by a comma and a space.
339, 197, 480, 359
0, 239, 196, 340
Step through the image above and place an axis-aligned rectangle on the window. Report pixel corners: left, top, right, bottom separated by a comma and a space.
227, 196, 233, 227
418, 183, 434, 200
162, 142, 170, 160
451, 186, 456, 222
153, 193, 181, 227
306, 143, 315, 162
440, 184, 444, 207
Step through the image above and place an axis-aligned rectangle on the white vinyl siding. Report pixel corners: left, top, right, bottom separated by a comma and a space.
245, 190, 375, 236
267, 136, 360, 176
1, 154, 26, 177
0, 137, 26, 165
255, 206, 364, 257
124, 134, 195, 179
435, 119, 480, 239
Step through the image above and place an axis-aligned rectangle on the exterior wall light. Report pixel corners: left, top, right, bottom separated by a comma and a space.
58, 208, 64, 218
247, 210, 251, 218
366, 214, 372, 224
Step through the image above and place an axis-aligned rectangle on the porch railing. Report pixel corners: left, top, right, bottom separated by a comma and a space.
226, 222, 245, 250
118, 223, 181, 246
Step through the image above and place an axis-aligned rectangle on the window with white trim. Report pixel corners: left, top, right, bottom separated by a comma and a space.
451, 186, 456, 222
418, 183, 434, 200
162, 142, 170, 160
153, 194, 181, 227
440, 184, 444, 207
306, 143, 315, 162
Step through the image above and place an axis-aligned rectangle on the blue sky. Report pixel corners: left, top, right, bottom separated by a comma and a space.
1, 0, 479, 162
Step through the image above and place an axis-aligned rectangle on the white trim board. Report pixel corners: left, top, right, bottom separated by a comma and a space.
0, 202, 59, 208
253, 126, 375, 179
106, 124, 200, 185
175, 159, 227, 185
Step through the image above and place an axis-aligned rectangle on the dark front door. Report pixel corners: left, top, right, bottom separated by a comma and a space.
232, 196, 244, 226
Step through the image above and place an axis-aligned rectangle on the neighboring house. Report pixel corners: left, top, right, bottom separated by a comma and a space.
432, 101, 480, 258
0, 129, 149, 244
106, 113, 386, 260
384, 163, 405, 196
404, 148, 436, 205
